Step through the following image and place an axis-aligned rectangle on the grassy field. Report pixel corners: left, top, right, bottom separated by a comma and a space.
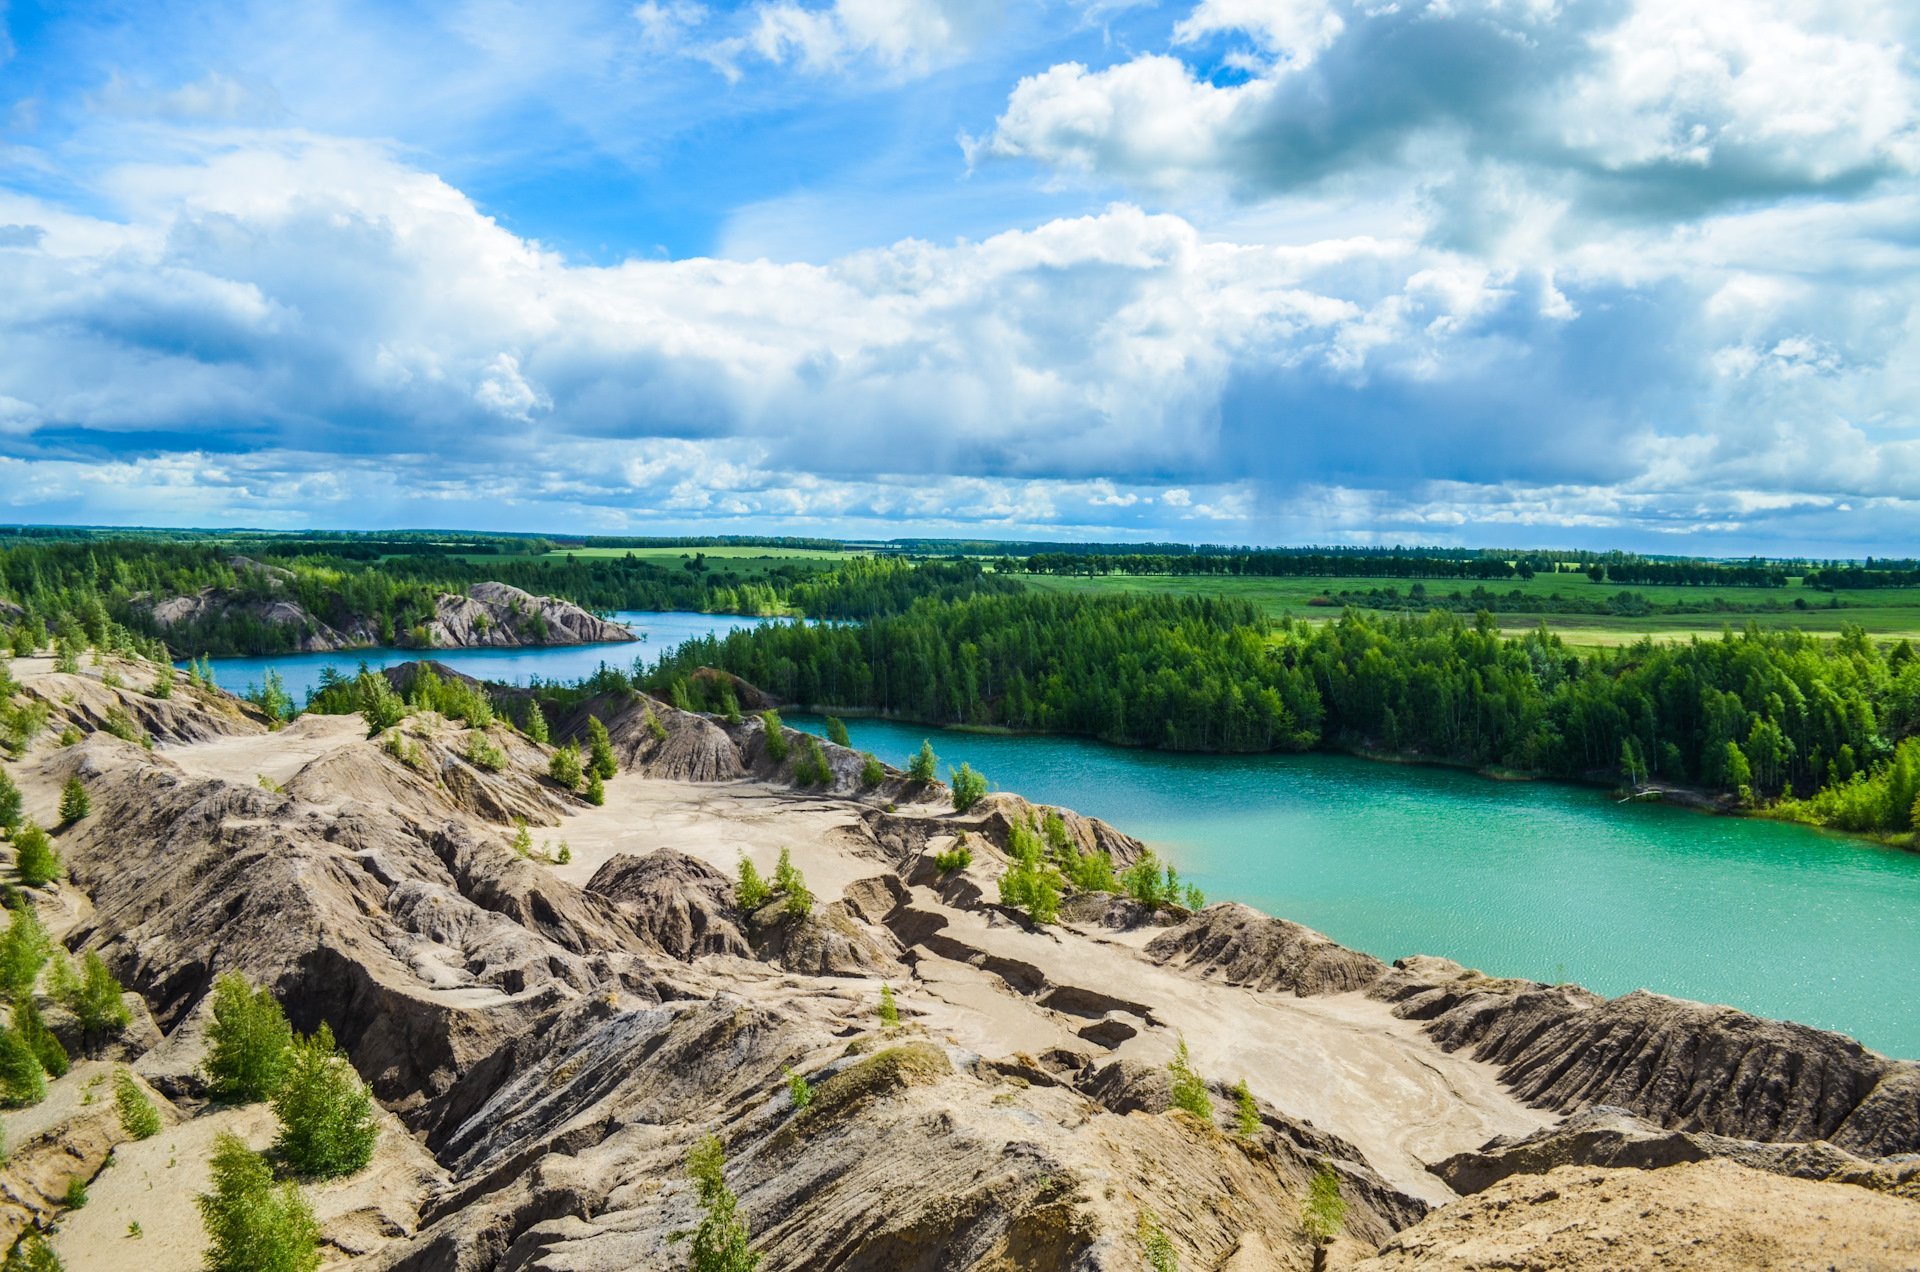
427, 545, 860, 576
1018, 572, 1920, 645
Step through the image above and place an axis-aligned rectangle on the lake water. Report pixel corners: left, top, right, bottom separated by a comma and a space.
192, 620, 1920, 1058
187, 611, 774, 704
792, 715, 1920, 1060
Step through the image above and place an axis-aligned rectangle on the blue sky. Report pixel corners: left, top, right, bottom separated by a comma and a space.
1, 0, 1917, 552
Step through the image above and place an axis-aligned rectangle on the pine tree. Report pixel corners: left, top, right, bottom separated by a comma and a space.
0, 902, 50, 1003
13, 998, 66, 1077
549, 743, 583, 790
0, 1232, 63, 1272
271, 1023, 379, 1178
825, 716, 850, 748
1167, 1038, 1212, 1120
735, 857, 770, 913
759, 711, 789, 763
524, 701, 550, 744
57, 777, 89, 824
877, 983, 899, 1029
197, 1133, 320, 1272
907, 741, 937, 784
204, 972, 293, 1102
586, 716, 617, 780
585, 769, 606, 806
0, 769, 22, 835
1233, 1079, 1260, 1139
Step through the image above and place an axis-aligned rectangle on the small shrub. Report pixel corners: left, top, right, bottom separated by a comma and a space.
1183, 883, 1206, 912
197, 1132, 320, 1272
272, 1023, 379, 1178
735, 857, 770, 913
644, 708, 668, 742
149, 669, 174, 699
462, 730, 507, 772
781, 881, 813, 920
1, 1232, 62, 1271
1233, 1079, 1260, 1139
554, 842, 572, 865
115, 1068, 163, 1139
356, 672, 407, 736
52, 641, 78, 675
825, 716, 850, 747
257, 774, 285, 794
685, 1135, 759, 1272
584, 770, 605, 806
1063, 849, 1117, 893
759, 711, 789, 763
931, 841, 972, 873
859, 752, 884, 788
1167, 1038, 1212, 1121
948, 763, 987, 813
877, 983, 899, 1029
381, 729, 427, 771
246, 670, 294, 725
204, 972, 292, 1102
586, 716, 617, 779
62, 1176, 85, 1209
720, 690, 742, 725
55, 726, 79, 749
772, 848, 803, 896
785, 1067, 813, 1111
792, 736, 831, 787
12, 824, 57, 887
1302, 1164, 1347, 1246
1138, 1211, 1177, 1272
509, 820, 535, 858
906, 740, 937, 784
548, 744, 584, 790
103, 707, 151, 749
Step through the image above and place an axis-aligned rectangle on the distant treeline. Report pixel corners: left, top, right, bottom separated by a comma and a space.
1014, 551, 1796, 587
1804, 565, 1920, 590
651, 592, 1920, 835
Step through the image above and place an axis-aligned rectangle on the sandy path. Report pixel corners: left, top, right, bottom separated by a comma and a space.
160, 711, 364, 787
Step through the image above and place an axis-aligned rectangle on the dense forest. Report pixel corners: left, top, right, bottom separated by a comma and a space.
0, 540, 838, 655
649, 592, 1920, 836
1014, 550, 1790, 586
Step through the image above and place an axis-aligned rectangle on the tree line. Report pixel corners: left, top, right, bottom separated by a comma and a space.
647, 592, 1920, 835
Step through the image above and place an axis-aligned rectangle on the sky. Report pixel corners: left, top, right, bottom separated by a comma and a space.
0, 0, 1917, 553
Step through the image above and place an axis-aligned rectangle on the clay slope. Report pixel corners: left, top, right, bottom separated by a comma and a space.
14, 658, 267, 745
1369, 957, 1920, 1158
553, 691, 746, 782
1145, 903, 1389, 995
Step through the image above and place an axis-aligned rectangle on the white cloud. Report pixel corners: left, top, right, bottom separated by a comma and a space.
705, 0, 998, 79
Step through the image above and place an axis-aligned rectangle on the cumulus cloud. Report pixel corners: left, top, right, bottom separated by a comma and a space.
980, 0, 1920, 226
0, 131, 1914, 549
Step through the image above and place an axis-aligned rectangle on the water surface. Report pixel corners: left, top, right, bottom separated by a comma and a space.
187, 611, 773, 703
794, 715, 1920, 1059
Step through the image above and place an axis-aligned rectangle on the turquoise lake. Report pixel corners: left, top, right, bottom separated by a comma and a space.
794, 715, 1920, 1060
192, 619, 1920, 1058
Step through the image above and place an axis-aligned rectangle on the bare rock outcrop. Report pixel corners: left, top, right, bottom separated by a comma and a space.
1145, 903, 1390, 996
557, 691, 745, 782
585, 850, 750, 959
425, 583, 634, 648
19, 664, 267, 745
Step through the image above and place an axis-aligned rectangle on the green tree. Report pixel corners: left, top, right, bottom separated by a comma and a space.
878, 983, 899, 1028
0, 1027, 45, 1107
1137, 1211, 1177, 1272
523, 701, 550, 744
0, 902, 51, 1002
57, 951, 130, 1053
0, 769, 22, 835
759, 711, 789, 763
948, 763, 987, 813
907, 741, 937, 784
115, 1067, 163, 1139
792, 735, 831, 787
859, 752, 884, 788
1302, 1164, 1347, 1255
355, 671, 406, 736
204, 972, 293, 1102
685, 1135, 759, 1272
13, 823, 58, 888
197, 1132, 321, 1272
825, 716, 850, 747
549, 743, 584, 790
271, 1023, 379, 1178
586, 716, 618, 780
1233, 1079, 1260, 1139
248, 670, 294, 725
584, 769, 606, 806
1167, 1038, 1212, 1121
785, 1067, 813, 1111
735, 857, 770, 914
13, 998, 66, 1078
